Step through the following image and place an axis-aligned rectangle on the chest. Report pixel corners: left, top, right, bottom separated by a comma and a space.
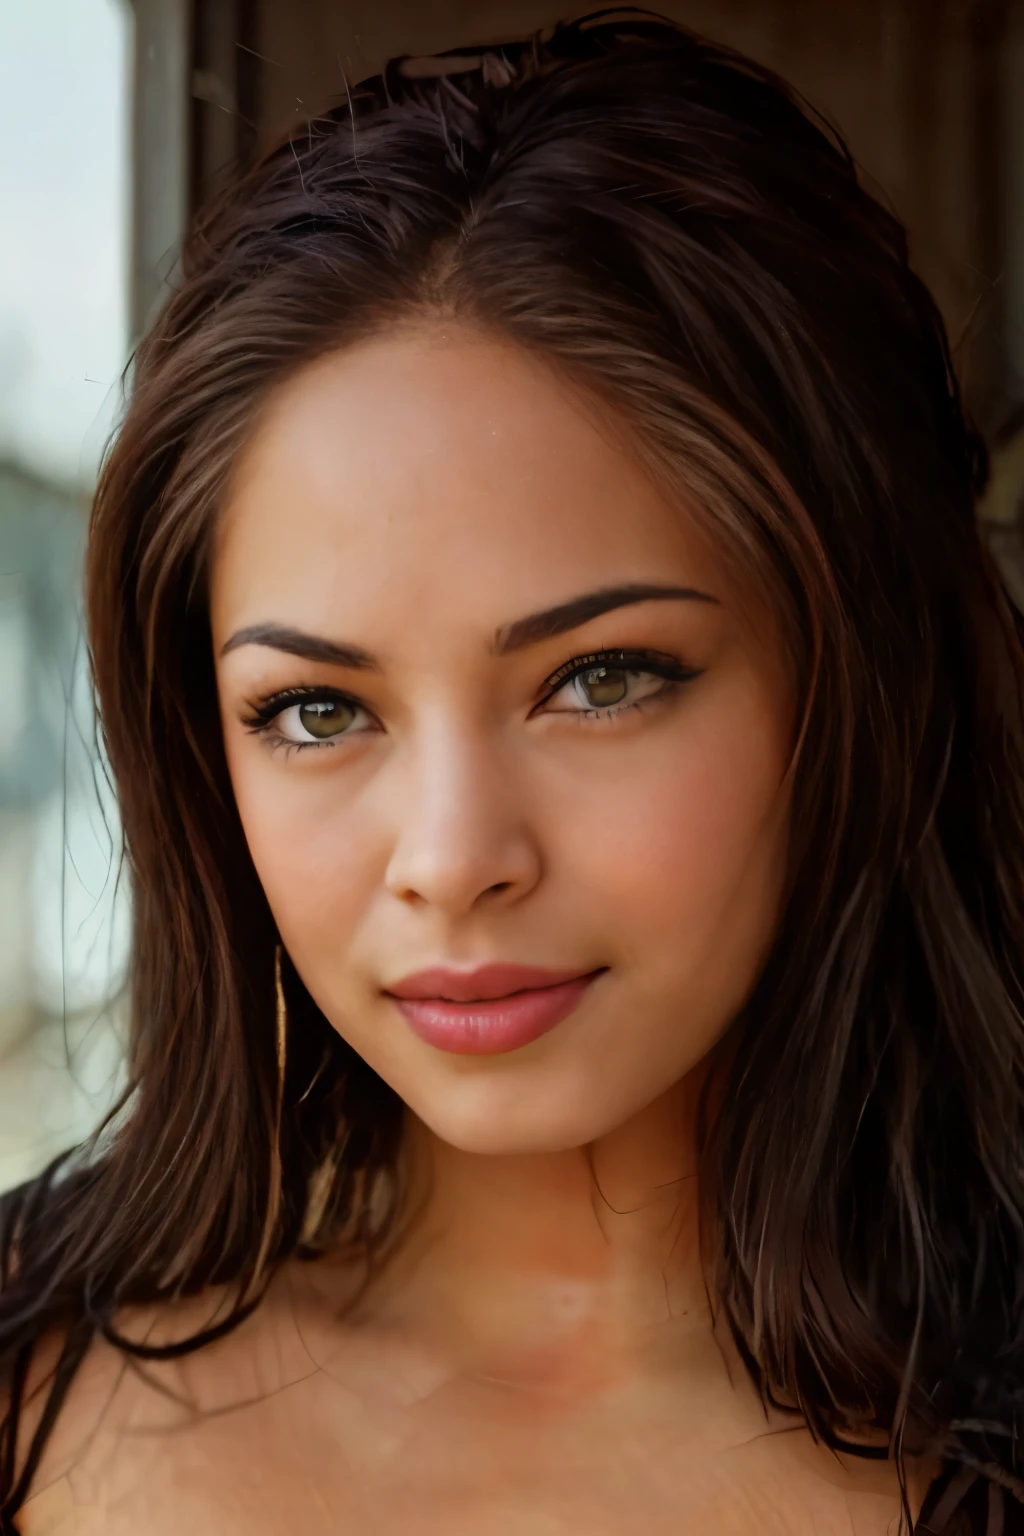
22, 1364, 908, 1536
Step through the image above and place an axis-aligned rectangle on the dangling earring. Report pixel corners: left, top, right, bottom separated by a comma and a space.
273, 944, 287, 1083
250, 946, 288, 1291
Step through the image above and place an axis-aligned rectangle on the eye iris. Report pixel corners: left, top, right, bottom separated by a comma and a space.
298, 700, 354, 738
578, 666, 629, 707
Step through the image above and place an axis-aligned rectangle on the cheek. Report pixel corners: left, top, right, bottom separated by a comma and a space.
225, 746, 383, 971
558, 684, 791, 971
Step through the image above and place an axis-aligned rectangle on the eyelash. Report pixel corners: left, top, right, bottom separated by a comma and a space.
241, 648, 702, 754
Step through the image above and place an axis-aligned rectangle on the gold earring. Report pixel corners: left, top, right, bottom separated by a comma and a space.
249, 946, 289, 1292
274, 944, 287, 1082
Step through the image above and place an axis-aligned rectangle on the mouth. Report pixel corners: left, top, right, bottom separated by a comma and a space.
383, 963, 606, 1055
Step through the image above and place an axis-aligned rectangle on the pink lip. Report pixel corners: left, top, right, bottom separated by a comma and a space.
384, 963, 605, 1055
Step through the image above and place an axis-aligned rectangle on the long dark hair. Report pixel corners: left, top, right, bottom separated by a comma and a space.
3, 11, 1023, 1532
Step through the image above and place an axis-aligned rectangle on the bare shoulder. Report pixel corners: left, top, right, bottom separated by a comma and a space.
713, 1423, 937, 1535
14, 1268, 338, 1535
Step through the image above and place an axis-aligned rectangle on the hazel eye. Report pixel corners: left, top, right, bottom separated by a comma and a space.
549, 665, 667, 714
573, 666, 630, 707
277, 697, 363, 742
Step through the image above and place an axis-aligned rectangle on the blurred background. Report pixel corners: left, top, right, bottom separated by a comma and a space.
2, 0, 1023, 1190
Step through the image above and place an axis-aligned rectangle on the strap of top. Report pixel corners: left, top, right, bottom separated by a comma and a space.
918, 1464, 1024, 1535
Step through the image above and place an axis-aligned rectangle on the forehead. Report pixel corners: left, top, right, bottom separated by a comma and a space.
211, 326, 723, 641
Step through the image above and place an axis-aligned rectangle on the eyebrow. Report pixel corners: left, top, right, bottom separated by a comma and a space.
219, 583, 718, 667
219, 624, 378, 669
492, 582, 719, 653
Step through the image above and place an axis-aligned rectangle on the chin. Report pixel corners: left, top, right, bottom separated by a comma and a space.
408, 1073, 624, 1157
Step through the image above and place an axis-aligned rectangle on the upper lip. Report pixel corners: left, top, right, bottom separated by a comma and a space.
384, 963, 601, 1002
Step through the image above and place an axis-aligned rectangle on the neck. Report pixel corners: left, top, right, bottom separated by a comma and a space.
362, 1070, 711, 1396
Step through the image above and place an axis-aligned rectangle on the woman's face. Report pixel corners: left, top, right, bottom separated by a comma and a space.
211, 327, 794, 1155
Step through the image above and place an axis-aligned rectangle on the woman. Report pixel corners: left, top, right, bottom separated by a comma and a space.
2, 10, 1022, 1532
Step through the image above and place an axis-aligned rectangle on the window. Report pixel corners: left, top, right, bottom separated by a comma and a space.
0, 0, 134, 1190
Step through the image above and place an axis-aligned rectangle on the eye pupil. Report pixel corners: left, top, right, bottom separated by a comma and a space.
579, 667, 629, 706
298, 700, 354, 738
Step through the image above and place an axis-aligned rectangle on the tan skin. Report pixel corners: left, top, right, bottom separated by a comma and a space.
21, 326, 929, 1532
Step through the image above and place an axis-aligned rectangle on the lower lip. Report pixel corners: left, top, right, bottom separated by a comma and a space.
391, 973, 601, 1055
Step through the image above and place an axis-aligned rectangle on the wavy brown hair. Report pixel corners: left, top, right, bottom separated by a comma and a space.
3, 11, 1024, 1532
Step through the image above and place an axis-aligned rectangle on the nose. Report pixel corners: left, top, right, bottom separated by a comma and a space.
382, 720, 542, 917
